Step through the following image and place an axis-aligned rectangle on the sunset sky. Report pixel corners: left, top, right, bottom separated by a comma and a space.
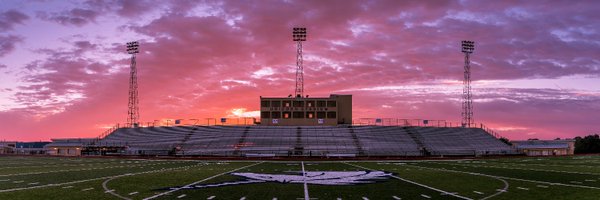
0, 0, 599, 141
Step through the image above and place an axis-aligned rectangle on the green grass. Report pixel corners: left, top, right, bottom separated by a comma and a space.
0, 156, 599, 199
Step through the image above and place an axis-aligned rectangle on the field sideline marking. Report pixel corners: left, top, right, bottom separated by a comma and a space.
143, 161, 264, 200
0, 163, 179, 193
343, 162, 473, 200
410, 164, 600, 191
102, 163, 208, 200
440, 162, 600, 176
0, 162, 164, 177
301, 161, 310, 200
0, 162, 200, 193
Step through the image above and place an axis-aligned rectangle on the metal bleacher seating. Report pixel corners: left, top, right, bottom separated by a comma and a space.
96, 125, 516, 157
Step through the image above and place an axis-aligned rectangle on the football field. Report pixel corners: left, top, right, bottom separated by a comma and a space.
0, 156, 599, 199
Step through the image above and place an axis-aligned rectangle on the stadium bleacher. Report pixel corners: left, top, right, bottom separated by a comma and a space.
93, 125, 517, 157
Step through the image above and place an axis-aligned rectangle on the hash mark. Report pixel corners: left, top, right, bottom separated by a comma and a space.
517, 187, 529, 190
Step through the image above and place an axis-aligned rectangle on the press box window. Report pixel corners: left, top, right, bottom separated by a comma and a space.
306, 101, 315, 107
261, 101, 270, 107
317, 112, 326, 119
327, 111, 337, 119
261, 111, 271, 118
283, 101, 291, 107
293, 112, 304, 118
317, 101, 326, 107
327, 101, 337, 107
306, 112, 315, 119
283, 112, 291, 119
271, 112, 281, 119
271, 101, 281, 107
293, 101, 304, 107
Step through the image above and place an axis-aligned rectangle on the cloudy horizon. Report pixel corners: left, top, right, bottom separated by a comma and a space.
0, 0, 599, 141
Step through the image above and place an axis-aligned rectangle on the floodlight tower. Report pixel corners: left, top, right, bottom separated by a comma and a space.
292, 27, 307, 98
126, 41, 140, 127
461, 40, 475, 127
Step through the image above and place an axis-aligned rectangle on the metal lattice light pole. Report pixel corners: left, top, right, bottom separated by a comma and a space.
126, 41, 140, 127
461, 40, 475, 127
292, 27, 307, 98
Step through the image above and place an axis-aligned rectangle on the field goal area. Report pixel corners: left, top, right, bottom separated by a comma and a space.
0, 156, 599, 199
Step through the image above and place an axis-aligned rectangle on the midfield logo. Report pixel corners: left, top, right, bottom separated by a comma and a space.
163, 171, 392, 190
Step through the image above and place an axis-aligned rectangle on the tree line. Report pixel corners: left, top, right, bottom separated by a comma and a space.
574, 134, 600, 154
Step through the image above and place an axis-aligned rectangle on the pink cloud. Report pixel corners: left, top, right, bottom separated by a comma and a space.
1, 1, 599, 141
0, 10, 29, 31
37, 8, 99, 26
0, 35, 23, 57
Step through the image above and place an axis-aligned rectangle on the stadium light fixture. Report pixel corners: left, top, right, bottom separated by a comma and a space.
292, 27, 307, 41
127, 41, 139, 54
461, 40, 474, 54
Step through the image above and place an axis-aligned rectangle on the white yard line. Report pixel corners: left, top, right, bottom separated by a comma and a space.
404, 164, 510, 200
143, 162, 263, 200
102, 175, 132, 200
517, 187, 529, 190
570, 181, 583, 184
344, 162, 472, 200
442, 163, 600, 176
0, 162, 197, 194
103, 163, 204, 200
0, 163, 161, 177
411, 164, 600, 191
301, 161, 310, 200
